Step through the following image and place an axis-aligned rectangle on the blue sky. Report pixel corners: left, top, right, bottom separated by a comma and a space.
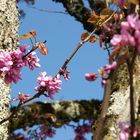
11, 0, 108, 139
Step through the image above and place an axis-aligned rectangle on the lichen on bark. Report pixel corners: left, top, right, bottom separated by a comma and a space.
0, 0, 19, 139
9, 100, 101, 133
101, 56, 140, 140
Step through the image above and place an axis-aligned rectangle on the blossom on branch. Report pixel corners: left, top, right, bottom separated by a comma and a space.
0, 50, 24, 84
85, 73, 97, 81
0, 45, 41, 84
74, 123, 92, 140
37, 125, 56, 138
85, 61, 117, 86
119, 121, 138, 140
111, 14, 140, 54
35, 72, 62, 99
12, 92, 30, 103
59, 67, 70, 80
23, 51, 40, 70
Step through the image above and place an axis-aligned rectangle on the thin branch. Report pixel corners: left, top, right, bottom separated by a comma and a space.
93, 77, 112, 140
127, 49, 137, 139
28, 6, 68, 15
23, 40, 46, 58
87, 0, 94, 10
61, 9, 117, 71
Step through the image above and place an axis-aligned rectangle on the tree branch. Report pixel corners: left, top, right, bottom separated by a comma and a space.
52, 0, 94, 31
9, 99, 101, 133
94, 78, 112, 140
28, 6, 68, 15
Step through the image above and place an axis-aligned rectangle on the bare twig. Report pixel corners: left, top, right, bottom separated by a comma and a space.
28, 6, 68, 15
127, 49, 137, 139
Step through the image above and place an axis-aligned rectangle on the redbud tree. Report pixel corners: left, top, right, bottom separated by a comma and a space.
1, 0, 140, 140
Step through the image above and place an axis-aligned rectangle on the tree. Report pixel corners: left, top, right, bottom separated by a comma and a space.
0, 0, 140, 140
0, 0, 19, 139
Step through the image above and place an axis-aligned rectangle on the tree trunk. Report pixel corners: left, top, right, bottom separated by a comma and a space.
0, 0, 19, 139
96, 56, 140, 140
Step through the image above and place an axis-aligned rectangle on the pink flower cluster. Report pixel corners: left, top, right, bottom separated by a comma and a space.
119, 122, 138, 140
111, 14, 140, 54
35, 72, 62, 99
37, 125, 56, 139
12, 92, 30, 103
85, 61, 117, 86
0, 45, 40, 84
74, 124, 92, 140
23, 51, 40, 70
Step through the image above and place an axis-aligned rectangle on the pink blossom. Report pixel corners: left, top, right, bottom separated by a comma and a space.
59, 67, 70, 80
134, 20, 140, 30
5, 50, 24, 84
0, 50, 24, 84
74, 123, 92, 140
12, 92, 30, 103
0, 46, 41, 84
127, 14, 138, 29
23, 51, 40, 70
119, 122, 130, 140
38, 125, 56, 138
5, 68, 22, 84
121, 30, 135, 46
111, 14, 140, 55
104, 61, 117, 72
85, 73, 97, 81
35, 72, 62, 99
85, 62, 117, 86
119, 122, 139, 140
110, 34, 122, 47
99, 62, 117, 86
121, 21, 130, 30
19, 45, 28, 53
0, 52, 13, 73
135, 30, 140, 39
101, 79, 106, 87
10, 50, 24, 68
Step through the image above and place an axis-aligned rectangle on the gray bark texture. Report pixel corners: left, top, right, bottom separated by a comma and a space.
0, 0, 19, 139
9, 100, 101, 133
101, 57, 140, 140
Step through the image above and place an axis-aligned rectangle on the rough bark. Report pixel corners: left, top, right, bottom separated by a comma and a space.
0, 0, 19, 139
52, 0, 93, 31
9, 99, 101, 133
51, 0, 111, 32
95, 56, 140, 140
